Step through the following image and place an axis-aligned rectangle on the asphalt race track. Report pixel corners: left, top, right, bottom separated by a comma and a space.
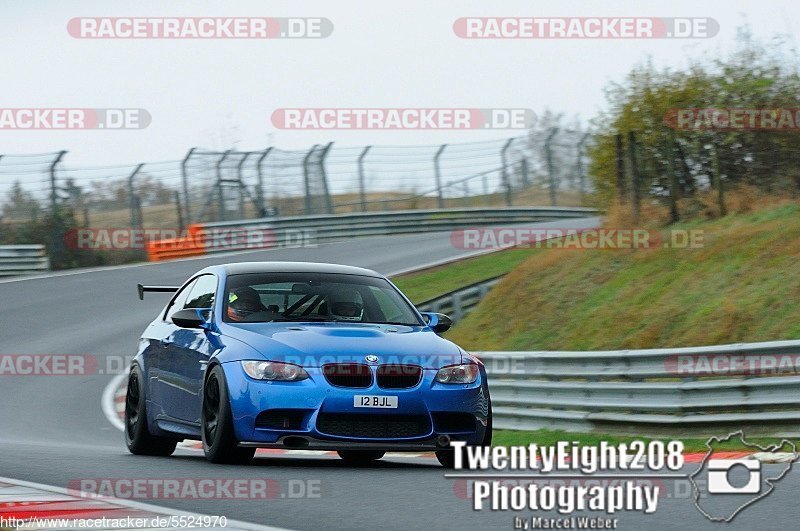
2, 218, 798, 530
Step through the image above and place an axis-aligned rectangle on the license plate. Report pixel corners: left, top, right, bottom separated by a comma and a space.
354, 395, 398, 408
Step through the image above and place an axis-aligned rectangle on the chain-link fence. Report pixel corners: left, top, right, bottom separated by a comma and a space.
0, 132, 592, 237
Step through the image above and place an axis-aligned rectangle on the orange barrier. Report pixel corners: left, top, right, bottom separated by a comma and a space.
145, 224, 207, 261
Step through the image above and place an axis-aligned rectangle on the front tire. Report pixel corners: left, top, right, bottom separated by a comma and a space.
125, 365, 178, 457
337, 450, 385, 465
436, 400, 493, 468
201, 365, 256, 465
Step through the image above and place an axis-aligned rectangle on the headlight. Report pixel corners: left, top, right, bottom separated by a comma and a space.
241, 360, 309, 381
435, 363, 479, 384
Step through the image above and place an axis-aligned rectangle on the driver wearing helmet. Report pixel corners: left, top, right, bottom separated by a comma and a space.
329, 287, 364, 322
227, 286, 268, 322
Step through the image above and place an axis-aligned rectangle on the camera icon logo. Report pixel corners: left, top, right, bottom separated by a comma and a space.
707, 459, 761, 494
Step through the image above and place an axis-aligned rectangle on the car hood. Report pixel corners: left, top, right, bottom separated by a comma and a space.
220, 322, 462, 369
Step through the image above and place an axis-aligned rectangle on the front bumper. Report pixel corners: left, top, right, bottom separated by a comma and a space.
223, 361, 490, 450
238, 436, 449, 452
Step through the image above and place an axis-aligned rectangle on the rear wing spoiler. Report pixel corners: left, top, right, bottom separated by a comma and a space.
137, 284, 180, 300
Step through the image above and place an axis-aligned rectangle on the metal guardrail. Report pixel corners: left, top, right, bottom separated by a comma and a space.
0, 245, 50, 277
417, 276, 503, 322
144, 206, 598, 261
201, 206, 597, 248
476, 340, 800, 437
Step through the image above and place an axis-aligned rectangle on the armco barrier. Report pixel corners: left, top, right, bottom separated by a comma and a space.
417, 276, 503, 322
0, 245, 50, 277
476, 340, 800, 437
145, 206, 598, 261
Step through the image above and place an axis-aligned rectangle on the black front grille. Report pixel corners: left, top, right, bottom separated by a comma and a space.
255, 409, 308, 430
376, 364, 422, 389
316, 413, 431, 438
323, 363, 373, 388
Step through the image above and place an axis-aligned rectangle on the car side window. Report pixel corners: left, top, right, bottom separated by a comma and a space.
163, 278, 197, 321
184, 274, 217, 309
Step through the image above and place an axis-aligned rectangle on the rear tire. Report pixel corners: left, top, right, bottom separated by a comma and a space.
201, 365, 256, 465
337, 450, 385, 465
125, 365, 178, 457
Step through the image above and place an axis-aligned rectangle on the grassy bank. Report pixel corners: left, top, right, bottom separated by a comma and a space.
447, 203, 800, 350
391, 248, 533, 303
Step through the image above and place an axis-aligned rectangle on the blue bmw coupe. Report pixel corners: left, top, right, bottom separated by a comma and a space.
125, 262, 492, 466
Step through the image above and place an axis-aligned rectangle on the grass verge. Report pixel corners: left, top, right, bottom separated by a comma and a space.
391, 248, 533, 303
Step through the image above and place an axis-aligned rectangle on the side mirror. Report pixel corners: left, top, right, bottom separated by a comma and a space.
172, 308, 212, 329
420, 312, 452, 334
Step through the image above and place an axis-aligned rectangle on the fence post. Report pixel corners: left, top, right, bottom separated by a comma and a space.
576, 133, 589, 202
545, 128, 558, 206
667, 150, 680, 223
49, 151, 66, 213
47, 151, 67, 268
256, 148, 272, 217
667, 137, 679, 223
627, 131, 641, 223
358, 145, 372, 212
216, 150, 231, 222
181, 148, 196, 224
319, 142, 334, 214
712, 143, 727, 216
174, 190, 185, 233
614, 133, 626, 202
128, 163, 144, 228
520, 158, 530, 187
236, 152, 251, 219
302, 144, 319, 215
501, 138, 514, 206
434, 144, 447, 209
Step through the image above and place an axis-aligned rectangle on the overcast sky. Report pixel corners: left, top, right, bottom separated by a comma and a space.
1, 0, 798, 166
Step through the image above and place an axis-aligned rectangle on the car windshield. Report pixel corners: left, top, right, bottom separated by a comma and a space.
223, 272, 422, 325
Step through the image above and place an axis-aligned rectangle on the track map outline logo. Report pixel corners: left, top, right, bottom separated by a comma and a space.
688, 431, 799, 522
